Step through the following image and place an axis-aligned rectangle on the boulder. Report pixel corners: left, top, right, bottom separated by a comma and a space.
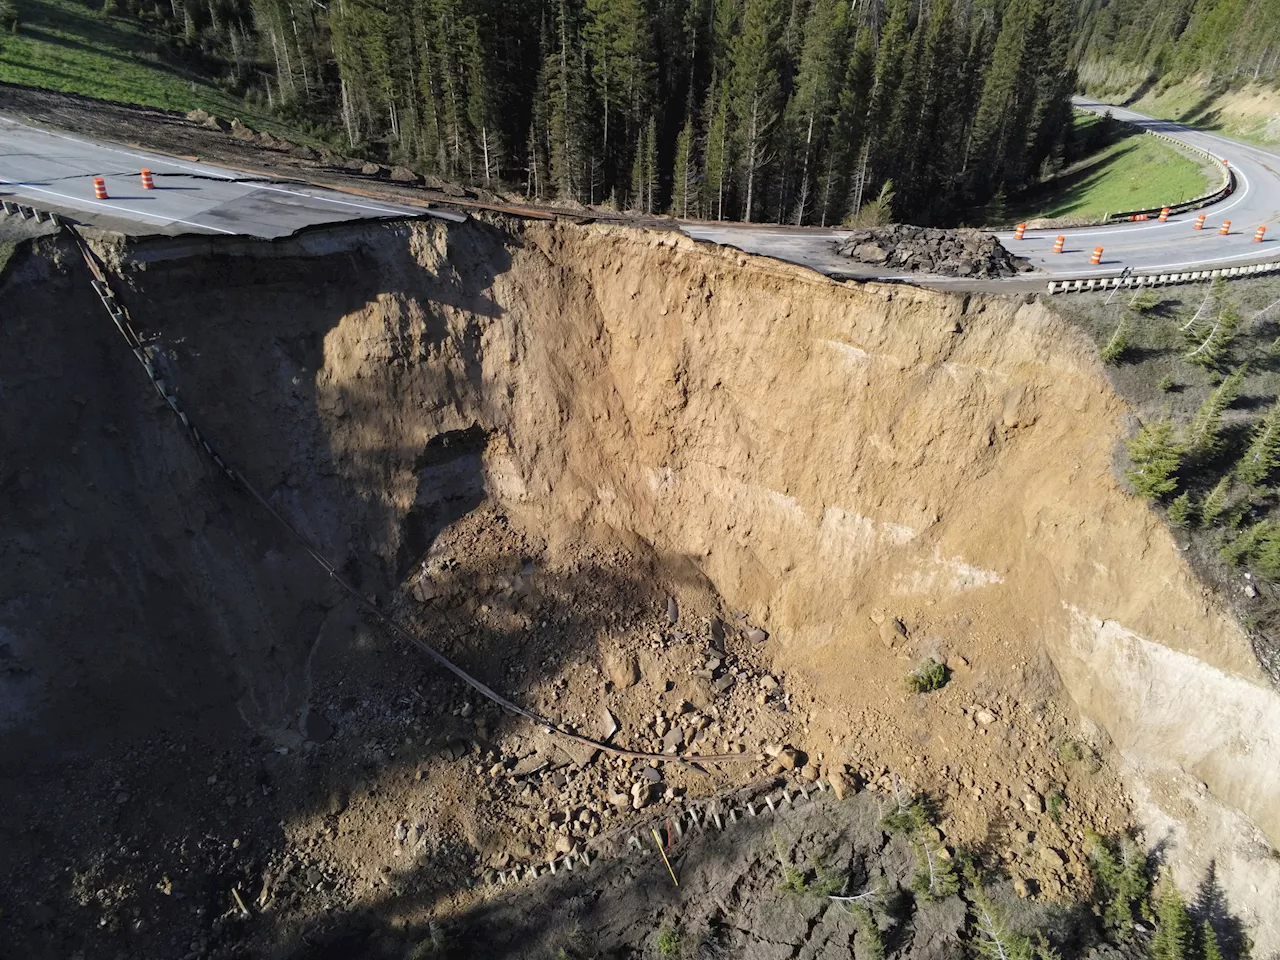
390, 165, 421, 184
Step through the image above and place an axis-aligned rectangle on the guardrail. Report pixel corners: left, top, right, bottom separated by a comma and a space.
1103, 130, 1234, 223
0, 199, 63, 224
1046, 259, 1280, 294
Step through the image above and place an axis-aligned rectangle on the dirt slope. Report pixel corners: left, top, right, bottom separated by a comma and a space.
1, 218, 1277, 956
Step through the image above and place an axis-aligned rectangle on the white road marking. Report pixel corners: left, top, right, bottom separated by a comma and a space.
0, 175, 237, 234
2, 113, 429, 221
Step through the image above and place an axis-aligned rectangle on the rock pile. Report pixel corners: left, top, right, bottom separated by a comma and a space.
835, 224, 1030, 278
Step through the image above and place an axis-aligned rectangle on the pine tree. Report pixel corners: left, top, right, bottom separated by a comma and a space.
1167, 492, 1194, 527
1184, 302, 1242, 368
968, 0, 1039, 197
1101, 314, 1130, 365
785, 0, 848, 224
1203, 921, 1225, 960
1236, 401, 1280, 489
1151, 877, 1193, 960
548, 0, 588, 201
1126, 418, 1183, 501
824, 25, 874, 226
910, 833, 959, 901
671, 113, 697, 218
1086, 832, 1152, 937
727, 0, 783, 221
851, 904, 885, 960
584, 0, 656, 195
1185, 368, 1244, 460
702, 73, 731, 220
463, 16, 503, 185
1200, 476, 1232, 527
863, 0, 910, 197
965, 863, 1034, 960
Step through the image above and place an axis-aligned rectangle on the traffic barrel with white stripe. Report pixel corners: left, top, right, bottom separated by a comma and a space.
1090, 246, 1104, 265
140, 169, 155, 190
1158, 207, 1171, 222
1220, 220, 1232, 236
93, 177, 108, 200
1052, 235, 1065, 254
1014, 222, 1027, 240
1255, 226, 1267, 243
1194, 214, 1206, 230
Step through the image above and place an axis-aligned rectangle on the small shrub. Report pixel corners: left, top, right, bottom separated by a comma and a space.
779, 865, 808, 893
1158, 374, 1175, 392
406, 922, 454, 959
1128, 289, 1160, 314
1046, 789, 1067, 824
1057, 738, 1101, 772
812, 858, 847, 897
907, 658, 949, 693
881, 793, 929, 834
0, 0, 16, 32
654, 923, 682, 958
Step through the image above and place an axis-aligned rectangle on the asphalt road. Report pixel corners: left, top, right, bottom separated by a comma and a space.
0, 114, 462, 237
682, 98, 1280, 287
2, 100, 1276, 282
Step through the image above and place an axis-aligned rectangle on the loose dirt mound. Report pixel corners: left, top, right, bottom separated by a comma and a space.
836, 224, 1031, 277
1, 219, 1277, 958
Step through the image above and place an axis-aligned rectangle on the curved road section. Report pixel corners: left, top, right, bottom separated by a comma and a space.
1, 100, 1275, 282
681, 99, 1280, 289
0, 114, 461, 237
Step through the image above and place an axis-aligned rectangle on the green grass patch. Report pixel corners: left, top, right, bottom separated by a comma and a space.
0, 239, 15, 276
906, 658, 948, 694
1012, 113, 1211, 223
1127, 80, 1280, 148
0, 0, 306, 139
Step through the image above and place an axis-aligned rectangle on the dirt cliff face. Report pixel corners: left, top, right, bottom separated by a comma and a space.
2, 218, 1278, 952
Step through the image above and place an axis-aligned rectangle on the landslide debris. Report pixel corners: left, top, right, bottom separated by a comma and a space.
835, 223, 1031, 277
1, 216, 1275, 958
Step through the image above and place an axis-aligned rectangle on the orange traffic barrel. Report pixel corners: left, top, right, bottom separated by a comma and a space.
1090, 246, 1104, 265
1158, 207, 1171, 222
1194, 214, 1207, 230
1255, 225, 1267, 242
93, 176, 108, 200
1014, 222, 1026, 240
140, 169, 155, 190
1220, 220, 1232, 235
1052, 235, 1065, 254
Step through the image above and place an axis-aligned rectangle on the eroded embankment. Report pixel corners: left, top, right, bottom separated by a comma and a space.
2, 218, 1278, 948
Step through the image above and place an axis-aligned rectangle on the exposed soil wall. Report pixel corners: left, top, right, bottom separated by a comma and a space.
2, 218, 1278, 952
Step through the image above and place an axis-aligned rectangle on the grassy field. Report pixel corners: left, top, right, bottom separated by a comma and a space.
1012, 114, 1212, 224
0, 0, 298, 136
1088, 74, 1280, 149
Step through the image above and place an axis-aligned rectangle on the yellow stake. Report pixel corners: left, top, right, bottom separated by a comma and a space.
652, 828, 679, 887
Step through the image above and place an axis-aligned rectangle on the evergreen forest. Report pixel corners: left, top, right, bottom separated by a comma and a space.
12, 0, 1279, 226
